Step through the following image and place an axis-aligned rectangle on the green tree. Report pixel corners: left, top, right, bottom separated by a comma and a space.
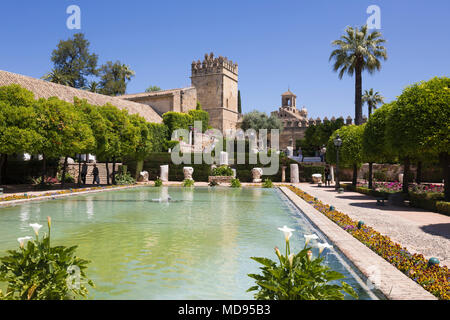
362, 103, 395, 189
362, 88, 384, 118
41, 69, 72, 86
385, 77, 450, 199
34, 97, 94, 185
327, 125, 365, 186
48, 33, 98, 89
297, 118, 345, 156
238, 90, 242, 114
240, 110, 283, 131
0, 85, 43, 184
195, 101, 202, 110
188, 109, 209, 133
145, 86, 161, 92
98, 105, 140, 184
330, 25, 387, 125
98, 61, 135, 96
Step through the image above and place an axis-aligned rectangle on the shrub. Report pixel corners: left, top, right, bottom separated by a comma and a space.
248, 229, 357, 300
212, 165, 233, 177
373, 169, 389, 182
300, 165, 325, 182
115, 172, 136, 185
0, 217, 93, 300
409, 192, 444, 212
154, 178, 162, 187
262, 178, 273, 188
209, 180, 218, 187
230, 178, 241, 188
436, 202, 450, 216
182, 179, 194, 187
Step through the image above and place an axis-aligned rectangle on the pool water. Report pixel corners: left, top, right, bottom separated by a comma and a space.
0, 187, 380, 299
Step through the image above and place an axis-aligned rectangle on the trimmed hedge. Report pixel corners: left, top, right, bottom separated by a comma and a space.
436, 201, 450, 216
124, 153, 320, 182
343, 184, 389, 199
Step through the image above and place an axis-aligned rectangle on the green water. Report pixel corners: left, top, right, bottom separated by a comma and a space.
0, 187, 377, 299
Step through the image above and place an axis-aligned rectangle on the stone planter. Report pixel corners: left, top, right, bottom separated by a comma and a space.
388, 192, 405, 206
208, 176, 232, 185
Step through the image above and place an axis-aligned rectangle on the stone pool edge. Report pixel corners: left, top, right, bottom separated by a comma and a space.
279, 186, 436, 300
0, 185, 144, 208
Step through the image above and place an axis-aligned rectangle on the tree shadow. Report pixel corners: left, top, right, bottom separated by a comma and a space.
420, 223, 450, 240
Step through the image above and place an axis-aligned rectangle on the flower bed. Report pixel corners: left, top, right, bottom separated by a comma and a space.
286, 185, 450, 300
0, 185, 129, 203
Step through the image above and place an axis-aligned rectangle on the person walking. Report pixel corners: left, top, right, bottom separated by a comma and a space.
80, 162, 88, 185
320, 145, 327, 162
324, 166, 332, 186
92, 164, 100, 185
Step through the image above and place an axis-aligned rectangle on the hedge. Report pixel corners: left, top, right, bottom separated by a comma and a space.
123, 153, 321, 182
343, 184, 389, 199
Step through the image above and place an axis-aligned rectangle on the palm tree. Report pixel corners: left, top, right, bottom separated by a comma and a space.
362, 88, 384, 117
329, 25, 387, 125
41, 68, 73, 86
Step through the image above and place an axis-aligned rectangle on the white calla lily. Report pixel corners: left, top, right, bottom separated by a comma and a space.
317, 242, 333, 254
304, 234, 319, 246
17, 236, 33, 248
278, 226, 295, 242
288, 253, 294, 268
29, 223, 43, 236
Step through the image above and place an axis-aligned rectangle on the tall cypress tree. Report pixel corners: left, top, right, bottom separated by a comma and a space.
238, 90, 242, 114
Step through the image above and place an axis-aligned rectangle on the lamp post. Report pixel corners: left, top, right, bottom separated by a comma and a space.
334, 134, 342, 190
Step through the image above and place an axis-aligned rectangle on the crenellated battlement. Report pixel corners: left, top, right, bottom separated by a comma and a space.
191, 52, 238, 76
281, 115, 367, 128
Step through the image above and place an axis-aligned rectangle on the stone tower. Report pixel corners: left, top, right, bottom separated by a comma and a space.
191, 53, 239, 133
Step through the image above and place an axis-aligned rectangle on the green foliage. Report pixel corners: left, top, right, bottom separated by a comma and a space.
115, 172, 136, 185
166, 140, 180, 151
326, 125, 365, 167
300, 165, 325, 183
362, 88, 384, 116
230, 178, 241, 188
209, 180, 219, 187
188, 109, 209, 133
248, 240, 357, 300
0, 219, 93, 300
98, 61, 135, 96
47, 33, 98, 89
154, 178, 163, 187
297, 118, 345, 156
195, 101, 202, 110
212, 165, 233, 176
408, 192, 444, 212
145, 86, 161, 93
182, 179, 195, 187
0, 85, 43, 156
330, 25, 387, 124
262, 178, 273, 188
238, 90, 242, 114
436, 202, 450, 216
57, 171, 75, 183
362, 103, 395, 163
240, 110, 283, 131
385, 77, 450, 159
162, 111, 192, 138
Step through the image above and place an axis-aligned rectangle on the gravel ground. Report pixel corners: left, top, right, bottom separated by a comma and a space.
296, 183, 450, 268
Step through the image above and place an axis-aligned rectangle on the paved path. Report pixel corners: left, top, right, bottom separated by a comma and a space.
296, 183, 450, 268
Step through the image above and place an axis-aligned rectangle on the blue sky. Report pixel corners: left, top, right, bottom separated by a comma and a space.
0, 0, 448, 119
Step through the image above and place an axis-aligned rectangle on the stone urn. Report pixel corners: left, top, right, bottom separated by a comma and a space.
252, 168, 263, 183
138, 171, 149, 182
183, 167, 194, 180
312, 173, 323, 184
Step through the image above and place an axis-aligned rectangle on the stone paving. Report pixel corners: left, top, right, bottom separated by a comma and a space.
295, 183, 450, 268
280, 186, 437, 300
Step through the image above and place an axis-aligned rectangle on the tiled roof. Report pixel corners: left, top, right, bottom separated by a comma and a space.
0, 70, 162, 123
281, 90, 296, 97
119, 87, 196, 100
